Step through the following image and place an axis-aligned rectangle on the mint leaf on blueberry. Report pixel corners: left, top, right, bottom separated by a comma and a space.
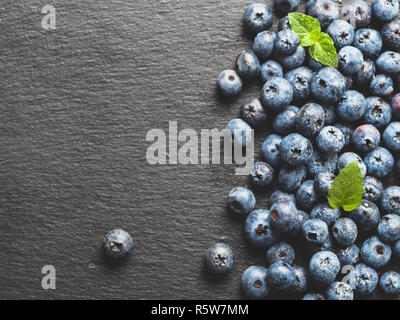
288, 12, 338, 67
328, 161, 365, 212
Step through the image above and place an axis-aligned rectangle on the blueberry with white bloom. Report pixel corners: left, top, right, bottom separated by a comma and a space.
253, 30, 276, 60
235, 50, 260, 79
103, 229, 133, 259
346, 263, 378, 295
361, 236, 392, 269
241, 266, 270, 299
302, 293, 325, 300
270, 199, 299, 232
314, 171, 335, 197
342, 1, 372, 28
350, 200, 381, 232
364, 96, 392, 129
275, 29, 300, 55
266, 241, 295, 265
306, 0, 339, 29
335, 244, 360, 266
316, 126, 345, 155
363, 176, 384, 202
364, 147, 394, 178
250, 161, 275, 187
245, 209, 279, 248
241, 97, 267, 127
334, 122, 353, 147
311, 67, 346, 104
377, 214, 400, 242
227, 187, 256, 216
261, 77, 293, 112
278, 46, 305, 70
273, 106, 299, 135
326, 20, 354, 49
217, 70, 243, 96
353, 29, 382, 58
261, 134, 282, 168
381, 186, 400, 215
302, 219, 329, 245
269, 190, 296, 206
338, 46, 363, 75
295, 103, 325, 138
279, 165, 307, 192
370, 74, 394, 97
332, 218, 358, 247
260, 60, 284, 82
266, 261, 297, 290
296, 180, 319, 212
309, 251, 340, 285
280, 133, 313, 166
395, 240, 400, 259
372, 0, 399, 22
205, 243, 234, 274
351, 124, 381, 153
379, 271, 400, 295
353, 60, 376, 88
326, 282, 354, 300
376, 51, 400, 75
243, 3, 273, 34
336, 90, 367, 122
274, 0, 300, 13
381, 19, 400, 51
292, 265, 309, 293
383, 122, 400, 152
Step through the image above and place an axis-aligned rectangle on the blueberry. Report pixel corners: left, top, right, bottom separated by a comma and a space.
351, 124, 381, 153
310, 203, 341, 227
260, 77, 293, 111
350, 200, 381, 232
270, 199, 298, 232
335, 244, 360, 266
346, 263, 378, 295
245, 209, 279, 248
273, 106, 299, 135
270, 190, 296, 205
353, 60, 376, 88
392, 93, 400, 120
226, 118, 252, 148
288, 210, 310, 237
217, 70, 243, 96
296, 180, 319, 212
302, 219, 329, 245
103, 229, 133, 259
266, 261, 297, 290
241, 97, 267, 128
379, 271, 400, 295
275, 29, 300, 55
278, 16, 291, 31
326, 282, 354, 300
364, 147, 394, 178
261, 134, 283, 168
250, 161, 275, 187
378, 214, 400, 242
395, 240, 400, 259
370, 74, 394, 97
227, 187, 256, 216
337, 90, 367, 122
326, 20, 354, 50
342, 0, 372, 29
278, 46, 305, 70
302, 292, 325, 300
383, 122, 400, 152
380, 19, 400, 51
309, 251, 340, 285
243, 3, 273, 34
274, 0, 300, 13
204, 243, 234, 274
334, 122, 353, 147
241, 266, 270, 299
332, 218, 358, 247
338, 46, 364, 75
279, 165, 307, 192
311, 67, 346, 104
235, 50, 260, 79
280, 133, 313, 166
363, 176, 384, 202
361, 235, 392, 269
253, 30, 276, 60
307, 150, 338, 177
376, 51, 400, 77
316, 126, 345, 155
323, 106, 337, 125
306, 0, 339, 29
292, 265, 309, 293
372, 0, 399, 22
337, 152, 367, 177
260, 60, 284, 82
363, 96, 392, 129
381, 186, 400, 214
353, 29, 382, 59
314, 170, 335, 197
295, 103, 325, 138
266, 241, 295, 265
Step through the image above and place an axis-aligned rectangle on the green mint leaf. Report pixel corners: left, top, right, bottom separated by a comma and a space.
300, 34, 315, 47
309, 32, 338, 67
328, 161, 364, 212
288, 12, 320, 41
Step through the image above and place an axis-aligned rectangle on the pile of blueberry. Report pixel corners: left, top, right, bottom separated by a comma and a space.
207, 0, 400, 300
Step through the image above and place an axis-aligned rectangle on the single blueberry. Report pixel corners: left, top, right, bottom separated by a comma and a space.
266, 261, 297, 290
326, 20, 354, 50
353, 60, 376, 88
307, 150, 338, 177
363, 96, 392, 129
266, 241, 295, 265
338, 46, 364, 75
337, 152, 367, 177
204, 243, 234, 274
309, 251, 340, 285
241, 97, 267, 128
295, 103, 325, 138
245, 209, 279, 248
332, 218, 358, 247
316, 126, 345, 155
217, 70, 243, 96
360, 235, 392, 269
243, 3, 273, 34
379, 271, 400, 295
380, 19, 400, 51
292, 265, 309, 293
326, 282, 354, 300
296, 180, 320, 212
269, 190, 296, 206
275, 29, 300, 55
372, 0, 399, 22
314, 171, 336, 197
306, 0, 339, 29
383, 122, 400, 152
260, 60, 284, 82
227, 187, 256, 216
381, 186, 400, 214
253, 30, 276, 60
350, 199, 381, 232
310, 203, 341, 227
311, 67, 346, 104
376, 51, 400, 75
278, 16, 291, 31
250, 161, 275, 187
351, 124, 381, 153
377, 214, 400, 242
370, 74, 394, 97
302, 219, 329, 245
273, 106, 299, 135
103, 229, 133, 259
235, 50, 260, 79
392, 93, 400, 120
278, 46, 305, 70
337, 90, 367, 122
346, 263, 378, 295
285, 67, 313, 103
335, 244, 360, 266
280, 133, 313, 166
241, 266, 270, 299
270, 199, 298, 232
261, 134, 283, 168
364, 147, 394, 178
363, 176, 384, 203
274, 0, 300, 13
353, 29, 382, 59
260, 77, 293, 112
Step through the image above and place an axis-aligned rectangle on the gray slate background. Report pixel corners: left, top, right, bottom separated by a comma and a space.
0, 0, 397, 299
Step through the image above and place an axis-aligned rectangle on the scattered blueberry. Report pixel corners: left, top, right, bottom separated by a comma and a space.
260, 60, 284, 82
337, 152, 367, 177
253, 30, 276, 60
241, 266, 270, 299
273, 106, 299, 135
370, 74, 394, 97
306, 0, 339, 29
217, 70, 243, 96
296, 180, 319, 212
307, 150, 338, 177
250, 161, 275, 187
261, 134, 283, 168
350, 199, 381, 232
353, 60, 376, 88
353, 29, 382, 59
310, 203, 341, 227
311, 67, 346, 104
227, 187, 256, 216
380, 19, 400, 51
243, 3, 273, 34
302, 219, 329, 245
326, 20, 354, 49
383, 122, 400, 152
241, 97, 267, 127
275, 29, 300, 55
347, 263, 378, 295
372, 0, 399, 22
278, 164, 307, 192
266, 261, 297, 290
295, 103, 325, 138
316, 126, 345, 155
205, 243, 234, 274
235, 50, 260, 79
381, 186, 400, 214
245, 209, 279, 248
103, 229, 133, 259
338, 46, 364, 75
364, 96, 392, 129
363, 176, 384, 203
335, 244, 360, 266
337, 90, 367, 122
377, 214, 400, 242
274, 0, 300, 13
